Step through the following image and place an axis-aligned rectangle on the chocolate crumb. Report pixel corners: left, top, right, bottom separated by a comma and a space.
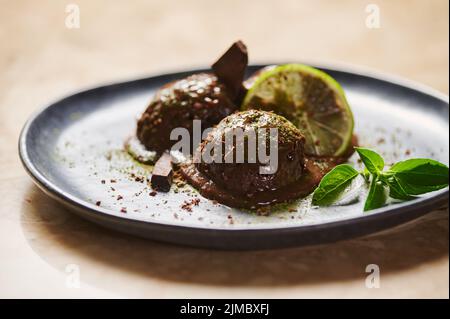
181, 198, 200, 212
96, 201, 101, 206
135, 176, 144, 183
117, 195, 123, 200
120, 207, 127, 213
256, 207, 270, 216
149, 191, 157, 197
181, 201, 193, 212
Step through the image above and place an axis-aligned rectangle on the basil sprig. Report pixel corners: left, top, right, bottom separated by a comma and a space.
312, 147, 449, 212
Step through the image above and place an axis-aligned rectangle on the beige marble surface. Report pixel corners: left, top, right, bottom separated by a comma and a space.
0, 0, 448, 298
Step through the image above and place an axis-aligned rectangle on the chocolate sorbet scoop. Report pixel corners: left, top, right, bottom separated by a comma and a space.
180, 110, 349, 208
194, 110, 306, 198
136, 73, 237, 154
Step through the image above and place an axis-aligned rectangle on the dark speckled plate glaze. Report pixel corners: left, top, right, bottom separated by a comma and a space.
19, 64, 449, 250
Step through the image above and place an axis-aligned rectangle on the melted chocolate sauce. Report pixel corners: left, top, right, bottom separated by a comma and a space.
179, 137, 357, 209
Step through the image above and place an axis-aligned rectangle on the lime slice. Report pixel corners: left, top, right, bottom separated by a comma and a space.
242, 64, 354, 157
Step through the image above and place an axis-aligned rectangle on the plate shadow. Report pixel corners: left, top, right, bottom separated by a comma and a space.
21, 185, 449, 288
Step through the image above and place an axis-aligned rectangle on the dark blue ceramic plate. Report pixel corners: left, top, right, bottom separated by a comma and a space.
19, 64, 449, 250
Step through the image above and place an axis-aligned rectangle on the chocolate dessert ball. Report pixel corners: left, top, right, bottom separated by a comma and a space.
137, 73, 238, 154
195, 110, 306, 197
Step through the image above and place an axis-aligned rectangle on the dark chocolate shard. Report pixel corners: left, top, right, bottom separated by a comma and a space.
151, 152, 173, 192
212, 40, 248, 103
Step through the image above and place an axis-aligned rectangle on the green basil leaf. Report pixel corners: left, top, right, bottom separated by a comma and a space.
355, 147, 384, 175
364, 177, 388, 212
312, 164, 359, 206
381, 174, 416, 201
389, 159, 449, 195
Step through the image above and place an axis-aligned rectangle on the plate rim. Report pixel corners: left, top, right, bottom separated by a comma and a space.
18, 63, 449, 234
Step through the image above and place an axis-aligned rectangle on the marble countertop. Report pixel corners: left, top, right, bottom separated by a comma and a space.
0, 0, 448, 298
